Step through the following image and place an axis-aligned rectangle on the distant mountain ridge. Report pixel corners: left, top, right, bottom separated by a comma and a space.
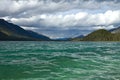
0, 19, 50, 41
109, 26, 120, 33
1, 18, 120, 41
72, 28, 120, 41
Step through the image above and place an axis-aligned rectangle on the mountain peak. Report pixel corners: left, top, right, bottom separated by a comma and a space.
0, 19, 7, 24
0, 19, 5, 21
110, 26, 120, 34
0, 19, 50, 41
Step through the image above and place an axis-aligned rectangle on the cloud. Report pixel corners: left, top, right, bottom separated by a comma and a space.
10, 10, 120, 29
0, 0, 120, 17
0, 0, 120, 38
5, 9, 119, 39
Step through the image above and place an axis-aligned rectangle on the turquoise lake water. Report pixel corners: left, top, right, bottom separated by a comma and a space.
0, 41, 120, 80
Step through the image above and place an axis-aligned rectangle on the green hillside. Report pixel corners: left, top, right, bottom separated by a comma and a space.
72, 29, 120, 41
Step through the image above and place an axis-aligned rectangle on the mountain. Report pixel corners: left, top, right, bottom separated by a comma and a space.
74, 35, 84, 38
0, 19, 50, 41
53, 38, 71, 41
26, 30, 50, 40
81, 29, 113, 41
72, 29, 120, 41
71, 35, 84, 41
109, 26, 120, 33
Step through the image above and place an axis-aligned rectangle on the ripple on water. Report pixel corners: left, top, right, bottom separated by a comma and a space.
0, 41, 120, 80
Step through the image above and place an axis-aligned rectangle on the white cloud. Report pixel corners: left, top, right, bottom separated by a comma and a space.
0, 0, 120, 38
8, 10, 120, 31
93, 25, 115, 30
85, 10, 120, 26
21, 26, 39, 30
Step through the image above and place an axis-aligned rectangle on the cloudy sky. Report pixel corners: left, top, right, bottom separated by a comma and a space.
0, 0, 120, 38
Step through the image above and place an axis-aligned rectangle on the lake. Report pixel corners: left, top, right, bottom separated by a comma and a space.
0, 41, 120, 80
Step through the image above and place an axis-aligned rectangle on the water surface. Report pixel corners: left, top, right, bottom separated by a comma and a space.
0, 41, 120, 80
